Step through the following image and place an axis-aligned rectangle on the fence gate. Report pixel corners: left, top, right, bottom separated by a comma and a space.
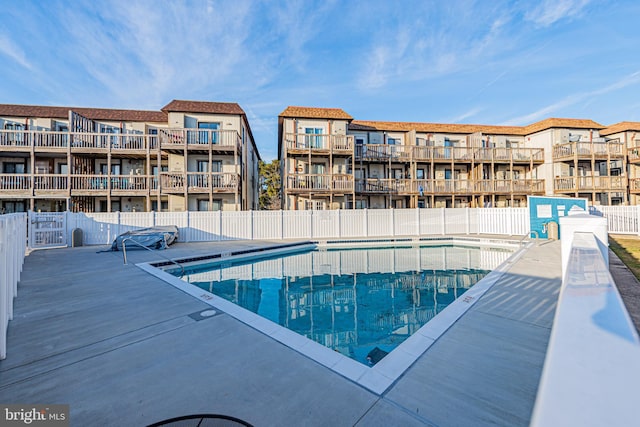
28, 211, 67, 249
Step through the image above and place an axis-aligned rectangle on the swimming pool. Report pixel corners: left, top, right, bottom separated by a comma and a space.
137, 236, 532, 395
166, 243, 514, 366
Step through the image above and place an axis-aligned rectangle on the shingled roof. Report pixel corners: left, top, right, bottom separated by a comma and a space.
348, 117, 606, 136
0, 104, 167, 122
279, 106, 353, 120
523, 118, 604, 134
350, 120, 526, 135
600, 121, 640, 136
161, 100, 245, 115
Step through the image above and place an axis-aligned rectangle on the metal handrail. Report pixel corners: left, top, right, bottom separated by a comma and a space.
519, 230, 539, 246
121, 236, 185, 277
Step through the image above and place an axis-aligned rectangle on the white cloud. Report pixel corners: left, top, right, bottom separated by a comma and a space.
524, 0, 591, 27
449, 107, 484, 123
0, 33, 32, 70
504, 70, 640, 124
53, 0, 256, 106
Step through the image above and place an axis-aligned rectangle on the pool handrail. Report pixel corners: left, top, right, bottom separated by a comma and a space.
121, 235, 185, 277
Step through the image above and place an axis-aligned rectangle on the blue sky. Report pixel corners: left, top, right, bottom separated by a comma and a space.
1, 0, 639, 160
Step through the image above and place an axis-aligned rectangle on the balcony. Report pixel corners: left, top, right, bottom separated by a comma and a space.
628, 147, 640, 163
33, 174, 69, 196
0, 129, 158, 153
554, 175, 627, 192
474, 147, 544, 163
350, 178, 545, 195
284, 133, 354, 154
629, 178, 640, 193
159, 172, 239, 194
553, 141, 624, 161
0, 174, 32, 196
286, 174, 354, 192
355, 145, 412, 162
158, 129, 242, 154
412, 146, 543, 163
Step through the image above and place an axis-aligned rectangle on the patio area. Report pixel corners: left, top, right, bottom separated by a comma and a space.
1, 239, 564, 426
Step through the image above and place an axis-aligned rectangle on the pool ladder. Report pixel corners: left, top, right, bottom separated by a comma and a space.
121, 236, 185, 277
519, 230, 540, 246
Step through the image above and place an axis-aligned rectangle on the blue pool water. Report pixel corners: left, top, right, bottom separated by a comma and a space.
172, 244, 512, 365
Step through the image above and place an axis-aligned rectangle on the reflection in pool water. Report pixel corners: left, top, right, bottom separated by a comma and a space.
174, 245, 512, 365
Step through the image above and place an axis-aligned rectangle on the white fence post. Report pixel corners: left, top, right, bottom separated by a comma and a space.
391, 208, 395, 237
441, 208, 446, 235
365, 209, 369, 237
1, 213, 27, 360
416, 208, 421, 237
466, 207, 470, 235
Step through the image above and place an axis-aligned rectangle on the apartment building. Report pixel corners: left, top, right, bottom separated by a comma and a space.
279, 106, 630, 209
0, 100, 260, 213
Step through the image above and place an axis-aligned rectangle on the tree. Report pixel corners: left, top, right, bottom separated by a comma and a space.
259, 159, 281, 210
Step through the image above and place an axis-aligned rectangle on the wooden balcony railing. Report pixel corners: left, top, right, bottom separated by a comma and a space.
553, 142, 624, 160
0, 174, 32, 191
554, 175, 627, 192
159, 129, 241, 150
282, 176, 546, 196
0, 172, 240, 195
355, 144, 412, 161
0, 129, 239, 152
628, 147, 640, 163
284, 133, 354, 151
287, 174, 332, 191
159, 172, 239, 193
629, 178, 640, 193
33, 174, 68, 191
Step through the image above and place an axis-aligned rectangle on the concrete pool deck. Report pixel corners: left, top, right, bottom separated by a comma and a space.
1, 238, 563, 426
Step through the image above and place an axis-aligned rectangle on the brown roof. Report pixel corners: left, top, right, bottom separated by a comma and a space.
350, 120, 526, 135
599, 121, 640, 136
349, 117, 606, 136
279, 106, 353, 120
161, 100, 245, 115
523, 118, 604, 134
0, 104, 167, 122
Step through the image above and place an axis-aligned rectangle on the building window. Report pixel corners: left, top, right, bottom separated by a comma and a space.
304, 128, 323, 148
2, 162, 25, 173
197, 122, 220, 144
151, 200, 168, 212
198, 199, 222, 211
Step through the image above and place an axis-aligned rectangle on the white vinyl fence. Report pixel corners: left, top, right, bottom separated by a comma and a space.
590, 205, 639, 235
1, 213, 27, 359
58, 208, 530, 246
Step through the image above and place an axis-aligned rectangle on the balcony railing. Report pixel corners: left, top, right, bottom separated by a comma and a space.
0, 172, 239, 194
284, 133, 354, 151
629, 178, 640, 193
159, 129, 241, 150
159, 172, 239, 193
628, 147, 640, 163
287, 174, 331, 191
0, 129, 238, 152
355, 144, 412, 161
287, 176, 545, 196
554, 175, 627, 192
553, 142, 624, 160
0, 174, 32, 191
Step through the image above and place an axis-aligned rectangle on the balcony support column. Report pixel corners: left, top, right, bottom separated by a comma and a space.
106, 149, 112, 212
208, 136, 213, 210
183, 141, 188, 211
